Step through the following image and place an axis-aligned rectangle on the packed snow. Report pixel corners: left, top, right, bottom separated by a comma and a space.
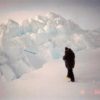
0, 48, 100, 100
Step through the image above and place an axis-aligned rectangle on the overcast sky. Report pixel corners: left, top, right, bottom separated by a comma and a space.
0, 0, 100, 30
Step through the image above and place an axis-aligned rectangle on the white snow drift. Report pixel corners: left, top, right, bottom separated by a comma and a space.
1, 48, 100, 100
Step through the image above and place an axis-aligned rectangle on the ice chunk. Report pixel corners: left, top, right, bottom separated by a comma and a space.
0, 64, 16, 81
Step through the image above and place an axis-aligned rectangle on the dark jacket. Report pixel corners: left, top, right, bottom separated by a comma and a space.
63, 48, 75, 69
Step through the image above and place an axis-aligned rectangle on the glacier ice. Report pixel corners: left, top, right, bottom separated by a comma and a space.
0, 12, 100, 80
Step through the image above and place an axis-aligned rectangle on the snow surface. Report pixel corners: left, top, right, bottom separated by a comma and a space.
0, 12, 100, 81
0, 48, 100, 100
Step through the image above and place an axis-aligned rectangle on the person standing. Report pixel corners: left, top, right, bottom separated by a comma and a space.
63, 47, 75, 82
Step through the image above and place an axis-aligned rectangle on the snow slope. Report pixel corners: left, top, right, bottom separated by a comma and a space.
1, 48, 100, 100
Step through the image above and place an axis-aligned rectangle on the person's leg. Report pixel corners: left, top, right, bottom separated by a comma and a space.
65, 62, 70, 78
69, 69, 75, 82
67, 68, 70, 78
